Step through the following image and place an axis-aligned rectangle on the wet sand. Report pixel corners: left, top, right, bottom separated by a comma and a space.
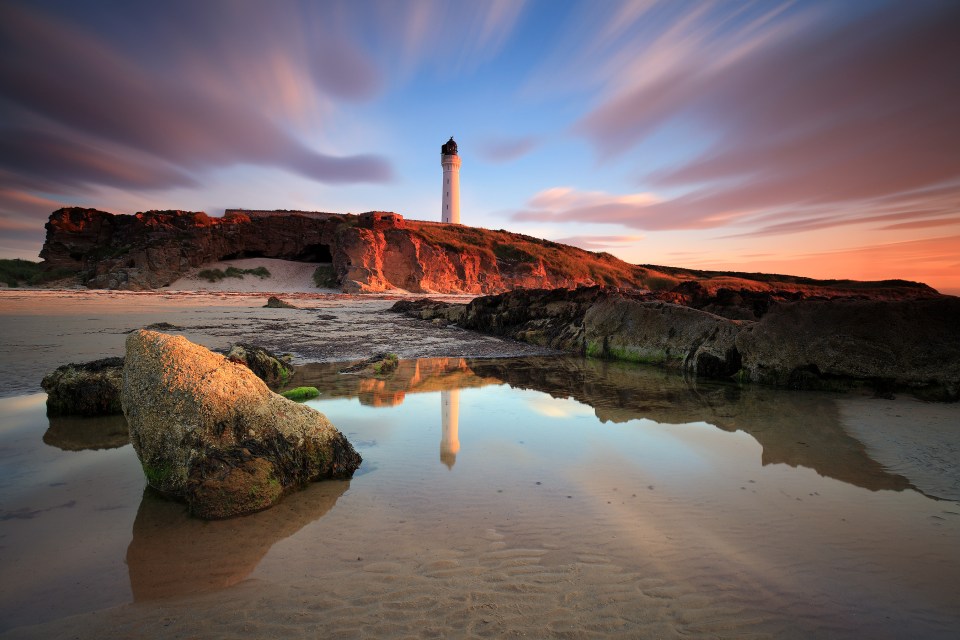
0, 289, 553, 397
1, 290, 959, 638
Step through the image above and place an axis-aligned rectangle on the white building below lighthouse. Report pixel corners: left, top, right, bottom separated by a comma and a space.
440, 136, 461, 224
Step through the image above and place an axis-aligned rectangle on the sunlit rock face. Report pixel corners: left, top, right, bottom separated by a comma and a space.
37, 207, 657, 293
121, 330, 361, 519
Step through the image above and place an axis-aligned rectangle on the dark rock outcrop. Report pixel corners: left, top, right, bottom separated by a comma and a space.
394, 288, 960, 400
41, 357, 125, 416
122, 330, 361, 518
225, 343, 293, 387
263, 296, 297, 309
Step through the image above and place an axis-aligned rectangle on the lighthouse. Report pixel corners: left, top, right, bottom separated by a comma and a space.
440, 136, 461, 224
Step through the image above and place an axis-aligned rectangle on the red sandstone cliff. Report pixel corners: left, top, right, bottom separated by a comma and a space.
39, 207, 941, 302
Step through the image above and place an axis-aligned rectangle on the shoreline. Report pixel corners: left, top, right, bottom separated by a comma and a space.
0, 288, 553, 398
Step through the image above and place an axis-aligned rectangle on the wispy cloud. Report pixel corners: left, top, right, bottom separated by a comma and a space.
476, 135, 541, 163
553, 235, 644, 250
0, 1, 392, 195
526, 1, 960, 237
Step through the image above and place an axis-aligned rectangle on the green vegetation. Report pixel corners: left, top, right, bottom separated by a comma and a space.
0, 259, 74, 287
643, 275, 680, 292
142, 461, 174, 487
372, 353, 399, 375
493, 243, 536, 263
198, 266, 271, 282
281, 386, 320, 401
312, 264, 338, 288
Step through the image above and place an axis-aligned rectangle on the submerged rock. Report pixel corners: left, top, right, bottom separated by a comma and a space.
264, 295, 297, 309
122, 330, 361, 519
41, 357, 125, 416
226, 343, 293, 386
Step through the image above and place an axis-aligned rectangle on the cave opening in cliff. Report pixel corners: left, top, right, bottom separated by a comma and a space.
294, 243, 333, 263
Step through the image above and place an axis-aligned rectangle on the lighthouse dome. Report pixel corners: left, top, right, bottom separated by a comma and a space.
441, 136, 458, 156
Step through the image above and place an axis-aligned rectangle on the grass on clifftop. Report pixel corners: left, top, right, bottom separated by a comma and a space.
408, 223, 676, 290
198, 266, 271, 282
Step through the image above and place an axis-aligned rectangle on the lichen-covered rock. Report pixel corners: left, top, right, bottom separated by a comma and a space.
122, 330, 361, 519
41, 357, 125, 416
226, 343, 293, 386
583, 299, 743, 377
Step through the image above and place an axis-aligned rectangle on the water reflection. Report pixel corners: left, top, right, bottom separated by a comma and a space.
291, 357, 499, 407
43, 414, 129, 451
440, 389, 460, 469
467, 357, 915, 495
297, 355, 918, 495
126, 480, 349, 600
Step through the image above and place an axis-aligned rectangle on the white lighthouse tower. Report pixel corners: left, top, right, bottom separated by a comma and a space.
440, 136, 461, 224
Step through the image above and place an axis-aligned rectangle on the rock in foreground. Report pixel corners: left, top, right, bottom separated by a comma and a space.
122, 330, 361, 519
41, 357, 125, 416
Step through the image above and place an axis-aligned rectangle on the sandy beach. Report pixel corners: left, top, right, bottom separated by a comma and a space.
1, 283, 958, 639
0, 284, 551, 398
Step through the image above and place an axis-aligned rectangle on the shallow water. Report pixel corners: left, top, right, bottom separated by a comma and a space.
1, 357, 958, 638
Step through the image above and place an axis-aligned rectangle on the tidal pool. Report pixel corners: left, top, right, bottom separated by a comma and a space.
1, 356, 958, 639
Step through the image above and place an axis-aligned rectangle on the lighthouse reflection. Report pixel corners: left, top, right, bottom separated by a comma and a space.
283, 356, 915, 495
440, 389, 460, 469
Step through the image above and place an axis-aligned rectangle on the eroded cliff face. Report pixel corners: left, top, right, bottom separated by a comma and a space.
39, 207, 658, 293
39, 206, 944, 299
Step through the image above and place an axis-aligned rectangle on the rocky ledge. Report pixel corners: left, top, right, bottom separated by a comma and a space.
392, 287, 960, 401
122, 330, 361, 518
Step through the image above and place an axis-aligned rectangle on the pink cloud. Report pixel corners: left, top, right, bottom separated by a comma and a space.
569, 2, 960, 236
553, 235, 644, 250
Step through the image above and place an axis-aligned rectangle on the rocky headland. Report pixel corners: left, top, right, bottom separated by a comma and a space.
38, 207, 941, 300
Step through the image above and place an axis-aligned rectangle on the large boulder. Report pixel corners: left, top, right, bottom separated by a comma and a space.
122, 330, 361, 519
41, 357, 125, 416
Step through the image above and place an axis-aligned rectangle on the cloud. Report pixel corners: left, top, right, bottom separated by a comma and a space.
563, 1, 960, 236
362, 0, 529, 77
553, 235, 644, 250
476, 136, 540, 163
0, 1, 392, 194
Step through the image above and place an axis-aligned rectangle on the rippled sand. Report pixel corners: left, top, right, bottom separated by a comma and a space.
1, 293, 959, 639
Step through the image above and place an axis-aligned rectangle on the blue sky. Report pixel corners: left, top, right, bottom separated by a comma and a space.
1, 0, 958, 292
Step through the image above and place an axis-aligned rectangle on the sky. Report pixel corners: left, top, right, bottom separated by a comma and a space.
1, 0, 958, 293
